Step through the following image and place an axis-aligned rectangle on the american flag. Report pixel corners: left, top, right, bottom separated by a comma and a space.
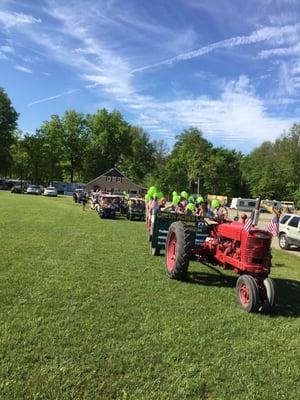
267, 215, 279, 237
244, 212, 254, 232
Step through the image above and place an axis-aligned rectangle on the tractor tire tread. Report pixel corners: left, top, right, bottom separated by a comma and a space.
165, 221, 191, 280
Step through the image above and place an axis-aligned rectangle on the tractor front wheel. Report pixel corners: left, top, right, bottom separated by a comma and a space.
165, 221, 191, 280
260, 277, 276, 313
236, 275, 259, 313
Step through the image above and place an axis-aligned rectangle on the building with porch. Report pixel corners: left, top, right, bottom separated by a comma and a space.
85, 168, 146, 196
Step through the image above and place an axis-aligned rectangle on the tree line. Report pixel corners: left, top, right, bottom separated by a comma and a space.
1, 87, 299, 203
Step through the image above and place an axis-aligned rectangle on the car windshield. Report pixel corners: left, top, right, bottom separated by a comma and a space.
29, 185, 38, 188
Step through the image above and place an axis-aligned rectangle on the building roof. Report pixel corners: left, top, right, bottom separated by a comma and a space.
86, 167, 146, 190
102, 168, 125, 178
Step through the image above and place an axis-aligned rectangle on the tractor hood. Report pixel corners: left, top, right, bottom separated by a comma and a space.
217, 221, 245, 241
217, 221, 270, 241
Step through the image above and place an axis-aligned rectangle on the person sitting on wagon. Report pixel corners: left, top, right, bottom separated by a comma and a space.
206, 203, 214, 218
180, 191, 189, 208
185, 202, 196, 215
195, 202, 208, 217
150, 194, 160, 216
175, 202, 185, 214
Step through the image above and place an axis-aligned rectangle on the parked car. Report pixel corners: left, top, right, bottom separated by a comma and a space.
43, 186, 58, 197
11, 185, 24, 194
26, 185, 42, 195
0, 180, 9, 190
278, 213, 300, 249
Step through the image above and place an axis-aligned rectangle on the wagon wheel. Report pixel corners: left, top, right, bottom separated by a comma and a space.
260, 277, 276, 313
165, 221, 191, 280
236, 275, 259, 313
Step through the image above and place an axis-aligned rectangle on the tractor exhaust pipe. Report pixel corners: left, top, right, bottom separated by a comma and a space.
253, 196, 262, 226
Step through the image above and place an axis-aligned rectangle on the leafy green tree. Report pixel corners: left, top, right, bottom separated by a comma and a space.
62, 110, 89, 182
204, 148, 245, 198
22, 133, 46, 183
155, 156, 188, 195
173, 128, 212, 191
38, 115, 64, 183
242, 124, 300, 200
156, 128, 212, 196
84, 109, 131, 180
10, 136, 30, 184
118, 126, 155, 183
0, 88, 18, 175
273, 124, 300, 196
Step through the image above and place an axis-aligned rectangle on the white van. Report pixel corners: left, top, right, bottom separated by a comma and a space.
230, 198, 257, 212
231, 198, 282, 212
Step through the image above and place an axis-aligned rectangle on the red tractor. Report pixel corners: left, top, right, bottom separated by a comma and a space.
164, 201, 275, 313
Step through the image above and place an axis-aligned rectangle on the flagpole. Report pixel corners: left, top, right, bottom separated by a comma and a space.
253, 196, 262, 226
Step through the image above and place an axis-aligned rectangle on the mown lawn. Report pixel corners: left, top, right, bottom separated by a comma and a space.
0, 191, 300, 400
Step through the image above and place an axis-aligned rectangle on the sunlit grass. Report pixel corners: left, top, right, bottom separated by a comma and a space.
0, 191, 300, 399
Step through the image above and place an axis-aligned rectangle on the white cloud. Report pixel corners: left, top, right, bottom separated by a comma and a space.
15, 65, 32, 73
0, 44, 14, 59
0, 10, 41, 29
28, 89, 80, 106
2, 1, 297, 152
259, 43, 300, 58
268, 13, 298, 26
0, 45, 14, 53
132, 23, 300, 73
129, 76, 295, 150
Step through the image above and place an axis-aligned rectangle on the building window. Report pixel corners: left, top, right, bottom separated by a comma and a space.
116, 177, 122, 182
106, 176, 112, 182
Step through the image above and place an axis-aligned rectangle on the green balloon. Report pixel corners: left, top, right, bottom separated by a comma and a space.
172, 196, 180, 205
157, 191, 164, 200
211, 199, 220, 209
197, 196, 204, 203
172, 191, 178, 197
148, 186, 157, 196
153, 192, 158, 199
145, 194, 150, 201
187, 203, 195, 211
181, 191, 188, 199
188, 196, 194, 202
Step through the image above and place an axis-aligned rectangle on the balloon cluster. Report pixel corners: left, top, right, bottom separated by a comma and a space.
171, 190, 208, 213
145, 186, 164, 202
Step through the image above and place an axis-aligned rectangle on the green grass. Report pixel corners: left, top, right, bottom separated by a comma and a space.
0, 191, 300, 400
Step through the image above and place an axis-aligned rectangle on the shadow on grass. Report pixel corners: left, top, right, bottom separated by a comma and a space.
186, 269, 236, 288
186, 271, 300, 318
273, 278, 300, 317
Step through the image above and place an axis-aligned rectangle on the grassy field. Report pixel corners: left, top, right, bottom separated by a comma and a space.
0, 191, 300, 400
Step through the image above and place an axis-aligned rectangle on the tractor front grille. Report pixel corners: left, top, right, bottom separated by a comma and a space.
245, 236, 271, 266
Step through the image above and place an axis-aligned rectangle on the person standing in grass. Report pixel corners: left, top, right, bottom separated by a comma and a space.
81, 192, 87, 211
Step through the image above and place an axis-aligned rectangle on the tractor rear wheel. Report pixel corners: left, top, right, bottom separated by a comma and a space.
260, 277, 276, 313
165, 221, 191, 280
236, 275, 259, 313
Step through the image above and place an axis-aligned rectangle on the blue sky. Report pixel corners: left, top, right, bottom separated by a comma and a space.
1, 0, 300, 153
